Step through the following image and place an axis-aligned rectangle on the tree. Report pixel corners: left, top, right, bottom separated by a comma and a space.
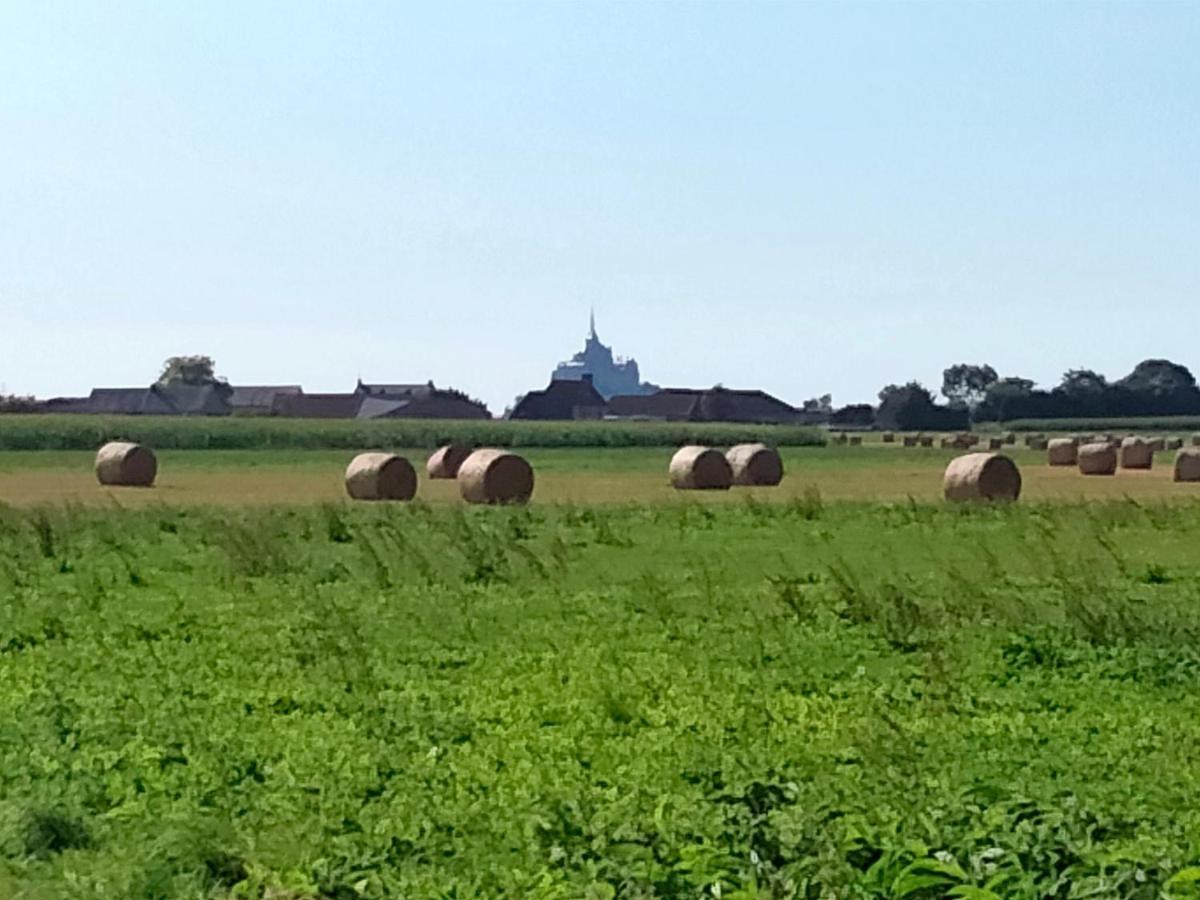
877, 381, 969, 431
941, 363, 998, 409
1116, 359, 1197, 398
802, 394, 833, 413
1056, 369, 1109, 398
975, 377, 1036, 423
158, 355, 221, 386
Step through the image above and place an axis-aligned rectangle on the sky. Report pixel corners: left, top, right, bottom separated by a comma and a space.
1, 1, 1197, 414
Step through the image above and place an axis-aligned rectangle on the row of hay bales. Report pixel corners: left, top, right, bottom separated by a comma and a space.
669, 444, 783, 489
1043, 435, 1200, 480
95, 441, 536, 504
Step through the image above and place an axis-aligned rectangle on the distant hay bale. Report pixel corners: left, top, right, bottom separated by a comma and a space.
1166, 438, 1184, 451
1148, 437, 1166, 452
919, 435, 934, 448
344, 452, 417, 501
988, 437, 1004, 450
940, 437, 954, 449
458, 449, 535, 504
1174, 449, 1200, 482
881, 432, 895, 443
1027, 437, 1048, 451
94, 441, 157, 487
1003, 432, 1016, 445
1047, 438, 1078, 467
1120, 436, 1153, 470
1078, 442, 1118, 475
943, 452, 1022, 503
1193, 433, 1200, 447
726, 443, 783, 486
848, 435, 862, 446
903, 436, 918, 447
426, 445, 472, 479
670, 446, 733, 490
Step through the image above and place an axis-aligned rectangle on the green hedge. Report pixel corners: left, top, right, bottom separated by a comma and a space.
989, 416, 1200, 434
0, 415, 825, 450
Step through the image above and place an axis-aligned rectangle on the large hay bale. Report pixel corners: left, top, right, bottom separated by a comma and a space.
95, 441, 157, 487
458, 449, 535, 504
726, 444, 783, 486
943, 452, 1022, 503
1148, 437, 1166, 453
1047, 438, 1078, 466
670, 446, 733, 490
1175, 449, 1200, 482
426, 445, 472, 479
1120, 436, 1153, 470
1078, 442, 1117, 475
881, 432, 895, 443
344, 452, 417, 501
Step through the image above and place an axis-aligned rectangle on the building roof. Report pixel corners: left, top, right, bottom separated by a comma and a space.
229, 385, 302, 408
355, 380, 434, 399
606, 387, 799, 424
273, 393, 363, 418
356, 396, 410, 419
157, 382, 232, 415
87, 387, 177, 415
510, 377, 608, 420
605, 390, 701, 420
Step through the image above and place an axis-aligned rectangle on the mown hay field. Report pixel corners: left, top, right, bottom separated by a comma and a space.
1, 445, 1199, 507
4, 499, 1200, 896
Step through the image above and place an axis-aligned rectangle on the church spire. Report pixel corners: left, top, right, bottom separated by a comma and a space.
589, 307, 596, 340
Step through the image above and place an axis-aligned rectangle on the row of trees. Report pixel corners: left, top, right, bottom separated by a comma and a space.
853, 359, 1200, 430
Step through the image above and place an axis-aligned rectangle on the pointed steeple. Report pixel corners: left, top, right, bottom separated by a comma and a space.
588, 307, 597, 340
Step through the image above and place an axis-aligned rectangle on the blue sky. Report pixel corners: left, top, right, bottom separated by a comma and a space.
2, 1, 1197, 413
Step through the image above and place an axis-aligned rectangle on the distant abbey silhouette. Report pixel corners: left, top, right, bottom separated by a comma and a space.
552, 311, 657, 400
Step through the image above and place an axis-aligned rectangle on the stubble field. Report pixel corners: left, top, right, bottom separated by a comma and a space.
3, 445, 1200, 897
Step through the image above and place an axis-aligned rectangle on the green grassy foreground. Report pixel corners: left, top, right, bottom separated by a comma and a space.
4, 500, 1200, 897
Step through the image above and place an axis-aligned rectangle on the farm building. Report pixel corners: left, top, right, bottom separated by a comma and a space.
607, 387, 801, 424
510, 375, 608, 420
78, 383, 232, 416
273, 384, 492, 420
229, 385, 302, 414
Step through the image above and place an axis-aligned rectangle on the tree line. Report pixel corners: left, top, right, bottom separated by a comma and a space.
830, 359, 1200, 430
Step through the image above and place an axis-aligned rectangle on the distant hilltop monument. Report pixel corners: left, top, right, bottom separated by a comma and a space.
551, 311, 657, 400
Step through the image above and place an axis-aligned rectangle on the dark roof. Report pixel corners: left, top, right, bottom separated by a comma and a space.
606, 388, 799, 424
606, 390, 701, 421
510, 378, 608, 420
86, 388, 177, 415
230, 385, 302, 408
355, 380, 434, 399
273, 393, 363, 418
356, 396, 409, 419
158, 382, 232, 415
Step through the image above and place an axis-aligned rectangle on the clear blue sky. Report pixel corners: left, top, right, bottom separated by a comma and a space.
2, 1, 1197, 413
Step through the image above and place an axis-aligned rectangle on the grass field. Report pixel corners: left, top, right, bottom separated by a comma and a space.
5, 447, 1200, 897
0, 445, 1198, 507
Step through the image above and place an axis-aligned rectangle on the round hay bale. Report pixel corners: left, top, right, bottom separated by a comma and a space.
1047, 438, 1078, 466
1148, 437, 1166, 453
426, 445, 472, 479
903, 435, 918, 447
919, 435, 934, 448
1120, 436, 1153, 470
458, 449, 534, 505
1002, 432, 1016, 444
988, 437, 1004, 450
1174, 449, 1200, 483
939, 437, 954, 449
95, 441, 157, 487
344, 452, 417, 501
1078, 442, 1117, 475
1166, 437, 1184, 451
726, 444, 783, 486
848, 435, 862, 446
881, 432, 895, 443
670, 446, 733, 490
1192, 433, 1200, 447
1027, 437, 1048, 451
943, 452, 1021, 503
